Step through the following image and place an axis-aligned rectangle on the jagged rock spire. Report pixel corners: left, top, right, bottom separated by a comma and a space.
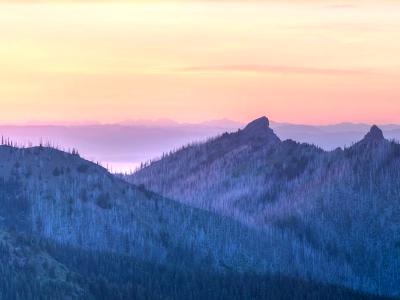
241, 116, 280, 143
363, 125, 384, 142
243, 116, 270, 132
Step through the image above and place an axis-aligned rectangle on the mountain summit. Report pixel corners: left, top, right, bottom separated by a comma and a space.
364, 125, 384, 141
241, 116, 280, 144
243, 116, 270, 131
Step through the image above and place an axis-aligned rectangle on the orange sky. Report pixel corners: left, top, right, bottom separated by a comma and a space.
0, 1, 399, 125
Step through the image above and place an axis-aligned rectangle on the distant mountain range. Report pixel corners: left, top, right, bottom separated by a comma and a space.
0, 122, 241, 173
2, 119, 400, 173
271, 121, 400, 150
129, 116, 400, 297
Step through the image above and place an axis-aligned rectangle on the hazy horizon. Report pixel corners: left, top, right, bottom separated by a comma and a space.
2, 117, 400, 127
2, 117, 400, 173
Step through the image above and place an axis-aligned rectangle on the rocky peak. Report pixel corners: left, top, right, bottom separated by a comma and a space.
241, 116, 280, 144
243, 116, 270, 132
363, 125, 384, 142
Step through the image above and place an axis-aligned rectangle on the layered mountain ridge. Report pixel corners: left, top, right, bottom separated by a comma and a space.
0, 117, 398, 298
130, 116, 400, 297
0, 141, 384, 299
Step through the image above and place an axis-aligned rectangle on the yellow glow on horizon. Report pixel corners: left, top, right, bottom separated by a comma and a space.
0, 1, 399, 124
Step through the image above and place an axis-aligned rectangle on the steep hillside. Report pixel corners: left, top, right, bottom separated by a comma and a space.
130, 116, 321, 221
0, 144, 278, 271
0, 229, 87, 299
130, 117, 400, 297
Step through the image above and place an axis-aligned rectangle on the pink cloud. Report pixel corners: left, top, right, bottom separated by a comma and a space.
178, 64, 372, 76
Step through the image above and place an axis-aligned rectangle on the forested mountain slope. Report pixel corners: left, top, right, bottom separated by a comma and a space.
0, 143, 385, 299
1, 228, 384, 300
130, 117, 400, 297
0, 229, 87, 299
130, 116, 318, 219
0, 144, 282, 272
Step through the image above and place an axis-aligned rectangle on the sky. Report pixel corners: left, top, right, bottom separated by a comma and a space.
0, 0, 399, 125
